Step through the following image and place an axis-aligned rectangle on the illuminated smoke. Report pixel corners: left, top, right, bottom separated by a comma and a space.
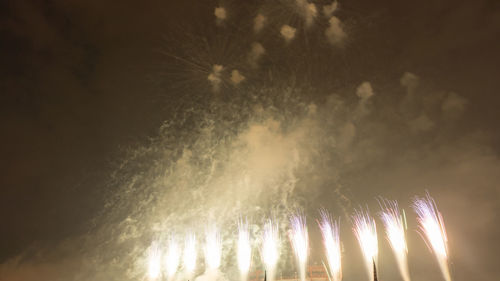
148, 242, 162, 280
237, 218, 252, 280
165, 237, 180, 279
214, 7, 227, 25
183, 233, 197, 274
323, 1, 339, 18
280, 25, 297, 42
262, 219, 280, 281
352, 209, 378, 281
248, 42, 265, 68
318, 210, 342, 281
296, 0, 317, 28
379, 199, 411, 281
207, 64, 224, 92
204, 225, 222, 271
289, 213, 309, 281
254, 13, 266, 33
413, 193, 451, 281
231, 70, 245, 86
325, 16, 346, 46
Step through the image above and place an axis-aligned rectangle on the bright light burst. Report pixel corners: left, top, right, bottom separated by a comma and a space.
238, 218, 252, 278
289, 213, 309, 281
379, 199, 410, 281
183, 233, 197, 274
165, 237, 181, 278
148, 241, 162, 280
352, 208, 378, 281
204, 224, 222, 271
262, 219, 280, 281
413, 193, 451, 281
318, 210, 342, 281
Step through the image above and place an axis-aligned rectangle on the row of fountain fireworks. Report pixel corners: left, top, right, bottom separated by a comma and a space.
147, 193, 451, 281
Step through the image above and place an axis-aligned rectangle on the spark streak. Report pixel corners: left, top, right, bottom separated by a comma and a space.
379, 199, 410, 281
289, 213, 309, 281
204, 225, 222, 271
318, 210, 342, 281
413, 193, 451, 281
352, 208, 378, 281
165, 237, 180, 278
238, 218, 252, 280
262, 219, 280, 281
183, 233, 197, 274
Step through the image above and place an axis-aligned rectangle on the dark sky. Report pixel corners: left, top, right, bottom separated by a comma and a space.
1, 0, 499, 280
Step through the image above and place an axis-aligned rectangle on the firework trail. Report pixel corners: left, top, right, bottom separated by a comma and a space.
165, 237, 180, 279
262, 219, 280, 281
147, 241, 162, 280
318, 210, 342, 281
289, 213, 309, 281
238, 218, 252, 280
413, 193, 451, 281
183, 233, 197, 275
204, 225, 222, 271
352, 208, 378, 281
379, 199, 410, 281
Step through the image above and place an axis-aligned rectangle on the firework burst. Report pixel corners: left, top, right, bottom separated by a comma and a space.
318, 210, 342, 281
379, 199, 410, 281
413, 193, 451, 281
352, 208, 378, 281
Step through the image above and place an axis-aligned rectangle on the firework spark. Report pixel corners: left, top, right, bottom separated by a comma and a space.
379, 199, 410, 281
352, 208, 378, 281
183, 233, 197, 274
318, 210, 342, 281
147, 242, 162, 280
204, 224, 222, 271
262, 219, 280, 281
165, 237, 180, 278
413, 193, 451, 281
238, 218, 252, 279
289, 213, 309, 281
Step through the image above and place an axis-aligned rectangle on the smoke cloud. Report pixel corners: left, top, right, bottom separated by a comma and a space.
325, 16, 346, 46
280, 25, 297, 42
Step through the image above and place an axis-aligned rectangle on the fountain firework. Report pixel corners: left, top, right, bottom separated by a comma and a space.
262, 219, 280, 281
413, 193, 451, 281
352, 208, 378, 281
289, 213, 309, 281
204, 225, 222, 271
379, 199, 410, 281
238, 218, 252, 280
318, 210, 342, 281
165, 237, 180, 279
183, 233, 197, 275
148, 242, 162, 280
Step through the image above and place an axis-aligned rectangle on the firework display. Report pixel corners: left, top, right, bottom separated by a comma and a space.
318, 210, 342, 281
352, 208, 379, 281
289, 213, 309, 281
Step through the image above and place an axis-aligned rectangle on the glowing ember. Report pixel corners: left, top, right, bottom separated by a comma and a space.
147, 241, 162, 280
262, 219, 280, 281
238, 218, 252, 278
413, 193, 451, 281
183, 233, 197, 274
289, 213, 309, 281
379, 199, 410, 281
318, 210, 342, 281
204, 224, 222, 271
352, 208, 378, 281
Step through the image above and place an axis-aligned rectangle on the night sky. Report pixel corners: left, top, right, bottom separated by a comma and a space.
1, 1, 499, 280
